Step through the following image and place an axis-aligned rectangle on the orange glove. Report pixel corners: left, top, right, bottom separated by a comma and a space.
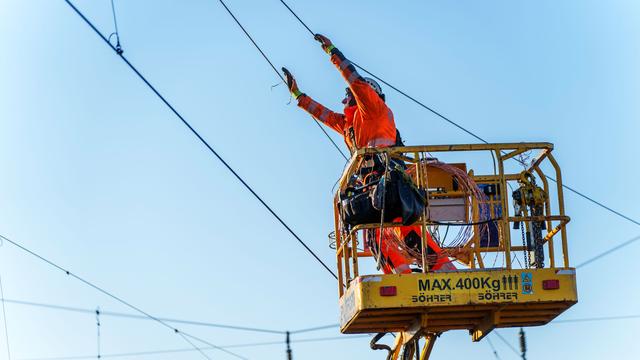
314, 33, 335, 54
281, 67, 303, 99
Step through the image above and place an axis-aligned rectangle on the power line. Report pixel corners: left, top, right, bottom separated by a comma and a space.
293, 334, 369, 343
0, 233, 247, 360
3, 298, 284, 334
546, 177, 640, 227
178, 332, 212, 360
290, 323, 338, 334
486, 337, 501, 360
276, 0, 640, 228
9, 295, 640, 334
215, 0, 349, 161
555, 314, 640, 323
493, 331, 520, 358
576, 234, 640, 269
107, 0, 122, 54
62, 0, 336, 279
17, 334, 370, 360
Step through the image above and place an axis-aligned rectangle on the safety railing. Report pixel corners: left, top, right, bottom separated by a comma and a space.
333, 143, 570, 296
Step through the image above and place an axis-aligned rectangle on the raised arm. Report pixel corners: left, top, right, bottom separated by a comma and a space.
282, 67, 346, 135
314, 34, 385, 114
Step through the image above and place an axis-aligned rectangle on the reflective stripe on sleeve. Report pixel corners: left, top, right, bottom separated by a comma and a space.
346, 71, 360, 84
307, 100, 318, 113
319, 108, 331, 122
339, 59, 352, 71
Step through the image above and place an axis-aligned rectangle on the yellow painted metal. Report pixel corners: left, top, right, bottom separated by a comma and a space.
339, 268, 577, 337
496, 149, 512, 269
333, 142, 576, 355
420, 334, 437, 360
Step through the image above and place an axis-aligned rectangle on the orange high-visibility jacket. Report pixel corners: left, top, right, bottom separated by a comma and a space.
297, 48, 396, 151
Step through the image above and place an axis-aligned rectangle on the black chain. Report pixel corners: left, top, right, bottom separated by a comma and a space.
520, 224, 529, 269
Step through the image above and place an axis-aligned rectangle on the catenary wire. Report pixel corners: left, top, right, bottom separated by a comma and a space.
290, 323, 338, 334
276, 0, 640, 228
549, 177, 640, 227
107, 0, 122, 53
62, 0, 336, 279
555, 314, 640, 323
215, 0, 349, 161
23, 3, 639, 358
56, 2, 640, 355
109, 0, 119, 36
576, 234, 640, 269
486, 337, 501, 360
3, 298, 284, 334
493, 331, 520, 357
178, 332, 212, 360
17, 335, 371, 360
0, 233, 247, 360
8, 295, 640, 333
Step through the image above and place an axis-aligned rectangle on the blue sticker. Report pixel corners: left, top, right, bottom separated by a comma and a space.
521, 272, 533, 295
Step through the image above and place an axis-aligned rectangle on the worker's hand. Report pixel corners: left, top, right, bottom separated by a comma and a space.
281, 67, 303, 99
314, 33, 335, 54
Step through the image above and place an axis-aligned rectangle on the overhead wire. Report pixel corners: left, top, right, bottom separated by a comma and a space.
291, 310, 640, 333
0, 233, 247, 360
8, 295, 640, 335
3, 298, 285, 334
576, 234, 640, 269
555, 314, 640, 323
62, 0, 336, 279
177, 332, 212, 360
493, 331, 520, 358
107, 0, 122, 54
53, 1, 640, 355
290, 323, 337, 334
276, 0, 640, 228
215, 0, 349, 161
17, 335, 371, 360
15, 2, 637, 358
486, 337, 501, 360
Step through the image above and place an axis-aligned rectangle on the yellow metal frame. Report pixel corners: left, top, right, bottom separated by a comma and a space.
333, 143, 577, 352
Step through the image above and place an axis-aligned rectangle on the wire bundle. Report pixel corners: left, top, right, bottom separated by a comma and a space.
373, 158, 494, 267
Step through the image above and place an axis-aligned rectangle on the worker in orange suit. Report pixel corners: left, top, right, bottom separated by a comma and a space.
282, 34, 397, 153
372, 220, 454, 274
282, 34, 450, 274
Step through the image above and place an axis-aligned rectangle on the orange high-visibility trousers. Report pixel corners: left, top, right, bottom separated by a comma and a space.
372, 225, 451, 274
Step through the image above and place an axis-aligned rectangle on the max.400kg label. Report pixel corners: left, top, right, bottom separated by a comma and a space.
418, 275, 520, 292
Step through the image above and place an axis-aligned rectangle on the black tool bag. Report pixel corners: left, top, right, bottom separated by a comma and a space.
372, 167, 426, 226
340, 182, 382, 226
340, 165, 426, 227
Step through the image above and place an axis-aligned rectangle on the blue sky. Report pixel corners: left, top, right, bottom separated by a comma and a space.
0, 0, 639, 359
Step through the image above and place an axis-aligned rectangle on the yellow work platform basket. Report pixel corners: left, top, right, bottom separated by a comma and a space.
332, 143, 577, 358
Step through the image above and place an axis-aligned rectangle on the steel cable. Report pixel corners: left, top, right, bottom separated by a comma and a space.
216, 0, 349, 161
17, 335, 371, 360
0, 233, 247, 360
3, 298, 284, 334
62, 0, 336, 279
276, 0, 640, 228
493, 331, 520, 357
576, 234, 640, 269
